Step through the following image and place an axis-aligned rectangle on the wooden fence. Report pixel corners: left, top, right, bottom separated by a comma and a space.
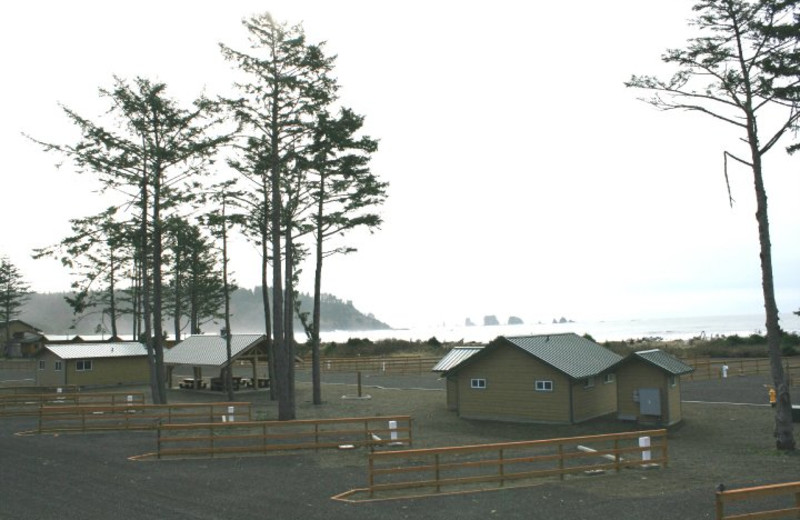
363, 429, 667, 498
0, 360, 36, 372
0, 391, 145, 417
308, 356, 440, 374
0, 385, 80, 395
33, 401, 252, 434
715, 481, 800, 520
150, 415, 412, 460
683, 357, 800, 384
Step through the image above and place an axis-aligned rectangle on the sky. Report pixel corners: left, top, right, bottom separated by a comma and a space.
2, 1, 799, 330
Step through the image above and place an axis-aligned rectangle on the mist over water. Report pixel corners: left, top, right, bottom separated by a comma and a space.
316, 313, 800, 344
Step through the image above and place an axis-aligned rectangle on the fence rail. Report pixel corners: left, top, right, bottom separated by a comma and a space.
715, 481, 800, 520
34, 401, 252, 434
306, 356, 440, 374
0, 391, 145, 417
365, 429, 667, 498
682, 357, 800, 384
0, 385, 80, 395
152, 415, 412, 459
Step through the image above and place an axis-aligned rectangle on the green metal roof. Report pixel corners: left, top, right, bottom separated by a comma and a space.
502, 333, 623, 379
432, 346, 484, 372
445, 333, 622, 380
631, 348, 694, 375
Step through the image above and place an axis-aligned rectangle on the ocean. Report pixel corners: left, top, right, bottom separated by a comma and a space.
316, 312, 800, 344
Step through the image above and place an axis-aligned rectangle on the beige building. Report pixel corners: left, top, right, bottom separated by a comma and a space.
1, 320, 45, 357
441, 334, 622, 424
36, 342, 149, 388
613, 349, 694, 426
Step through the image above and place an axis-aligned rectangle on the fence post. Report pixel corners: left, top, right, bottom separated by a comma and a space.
157, 424, 162, 460
368, 455, 375, 498
499, 448, 505, 487
614, 439, 620, 473
435, 453, 441, 493
558, 444, 565, 481
715, 491, 724, 520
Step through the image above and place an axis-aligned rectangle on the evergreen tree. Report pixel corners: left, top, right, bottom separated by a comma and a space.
31, 77, 227, 403
305, 108, 386, 404
221, 14, 337, 419
627, 0, 799, 450
0, 257, 31, 355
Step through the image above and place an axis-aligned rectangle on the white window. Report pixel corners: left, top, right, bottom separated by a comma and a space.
535, 380, 554, 392
604, 373, 615, 384
38, 360, 46, 370
669, 375, 677, 387
470, 378, 486, 389
76, 360, 93, 372
54, 361, 63, 371
583, 377, 595, 389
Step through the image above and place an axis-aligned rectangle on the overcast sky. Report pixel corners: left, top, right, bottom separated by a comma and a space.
2, 1, 799, 329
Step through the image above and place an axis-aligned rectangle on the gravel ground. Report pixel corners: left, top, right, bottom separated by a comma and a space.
1, 371, 799, 519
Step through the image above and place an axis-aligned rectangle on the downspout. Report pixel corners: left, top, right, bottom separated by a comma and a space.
569, 379, 574, 424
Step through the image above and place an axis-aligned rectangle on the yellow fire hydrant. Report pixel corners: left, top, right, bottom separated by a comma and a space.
768, 387, 776, 407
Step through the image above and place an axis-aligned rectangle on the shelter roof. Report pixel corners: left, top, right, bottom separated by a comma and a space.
41, 342, 147, 360
445, 333, 622, 380
432, 346, 484, 372
164, 334, 268, 368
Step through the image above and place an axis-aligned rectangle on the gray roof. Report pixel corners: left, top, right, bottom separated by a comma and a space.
164, 334, 267, 368
630, 349, 694, 375
42, 342, 147, 360
432, 346, 484, 372
501, 333, 623, 379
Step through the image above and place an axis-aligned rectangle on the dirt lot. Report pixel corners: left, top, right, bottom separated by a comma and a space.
1, 371, 799, 519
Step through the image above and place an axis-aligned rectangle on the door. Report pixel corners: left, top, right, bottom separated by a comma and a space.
639, 388, 661, 416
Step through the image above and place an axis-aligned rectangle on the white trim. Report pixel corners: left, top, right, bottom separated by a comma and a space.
470, 378, 487, 389
535, 380, 554, 392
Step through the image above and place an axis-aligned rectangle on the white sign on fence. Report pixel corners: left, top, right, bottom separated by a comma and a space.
639, 436, 651, 461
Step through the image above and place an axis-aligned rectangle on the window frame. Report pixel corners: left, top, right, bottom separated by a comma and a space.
535, 380, 554, 392
583, 376, 595, 389
604, 373, 615, 384
54, 361, 63, 371
38, 360, 46, 370
470, 378, 487, 389
76, 360, 93, 372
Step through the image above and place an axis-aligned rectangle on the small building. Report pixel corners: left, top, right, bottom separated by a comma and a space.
442, 333, 622, 424
36, 342, 149, 388
1, 320, 45, 357
612, 348, 694, 426
432, 346, 484, 411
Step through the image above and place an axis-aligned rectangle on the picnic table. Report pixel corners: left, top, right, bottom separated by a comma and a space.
178, 378, 207, 389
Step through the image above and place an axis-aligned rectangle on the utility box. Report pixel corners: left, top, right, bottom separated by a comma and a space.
639, 388, 661, 416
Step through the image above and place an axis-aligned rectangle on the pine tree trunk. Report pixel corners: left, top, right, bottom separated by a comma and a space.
260, 229, 276, 401
751, 155, 795, 450
312, 193, 324, 405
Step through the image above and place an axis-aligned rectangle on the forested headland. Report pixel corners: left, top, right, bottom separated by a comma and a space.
20, 288, 389, 337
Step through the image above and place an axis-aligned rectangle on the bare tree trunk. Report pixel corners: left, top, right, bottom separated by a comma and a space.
139, 171, 160, 405
109, 249, 118, 339
284, 229, 296, 415
311, 194, 324, 405
751, 154, 795, 450
261, 227, 276, 401
152, 158, 168, 405
173, 247, 182, 342
222, 198, 234, 402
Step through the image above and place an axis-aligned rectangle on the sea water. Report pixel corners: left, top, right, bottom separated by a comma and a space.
316, 312, 800, 344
